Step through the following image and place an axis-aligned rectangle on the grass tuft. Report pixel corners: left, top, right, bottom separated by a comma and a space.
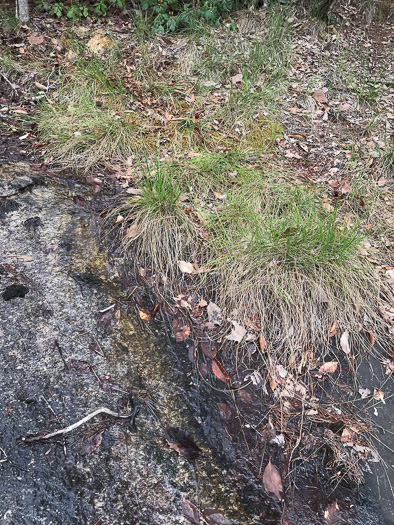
36, 58, 154, 169
204, 183, 393, 370
109, 161, 199, 282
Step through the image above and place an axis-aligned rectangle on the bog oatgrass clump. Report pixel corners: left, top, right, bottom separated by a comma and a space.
204, 182, 393, 371
109, 161, 199, 282
37, 54, 153, 170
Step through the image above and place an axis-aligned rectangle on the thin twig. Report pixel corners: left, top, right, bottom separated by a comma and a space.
20, 407, 137, 443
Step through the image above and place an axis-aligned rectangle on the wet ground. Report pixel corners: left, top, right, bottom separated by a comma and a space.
0, 135, 393, 524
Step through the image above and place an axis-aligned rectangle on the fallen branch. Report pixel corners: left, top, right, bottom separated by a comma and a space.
20, 407, 138, 443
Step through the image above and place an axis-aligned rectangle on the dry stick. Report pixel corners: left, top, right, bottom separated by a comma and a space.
21, 408, 137, 443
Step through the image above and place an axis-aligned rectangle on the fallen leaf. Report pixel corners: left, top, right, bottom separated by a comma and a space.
259, 334, 267, 352
217, 403, 232, 420
150, 303, 160, 318
231, 73, 242, 84
369, 329, 376, 345
373, 388, 385, 403
201, 508, 225, 525
226, 321, 247, 343
339, 102, 351, 111
175, 325, 191, 342
80, 430, 104, 456
178, 260, 195, 274
341, 428, 354, 443
340, 181, 352, 194
114, 214, 124, 224
65, 359, 92, 375
340, 331, 351, 355
207, 302, 223, 325
358, 388, 371, 399
328, 321, 337, 338
182, 497, 200, 524
319, 361, 339, 374
262, 459, 283, 500
313, 88, 327, 104
212, 358, 229, 383
28, 35, 45, 45
237, 390, 253, 404
19, 47, 25, 54
139, 310, 151, 322
98, 376, 126, 394
164, 425, 201, 459
99, 309, 114, 328
200, 336, 217, 358
125, 223, 139, 239
377, 178, 386, 187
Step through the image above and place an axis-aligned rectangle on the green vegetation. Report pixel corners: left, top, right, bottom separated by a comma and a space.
13, 0, 391, 377
35, 0, 125, 19
110, 163, 198, 280
205, 182, 378, 366
37, 79, 149, 169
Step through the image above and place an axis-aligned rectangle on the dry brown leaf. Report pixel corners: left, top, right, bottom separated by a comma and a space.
178, 261, 196, 274
341, 428, 354, 443
259, 334, 267, 353
313, 88, 327, 104
377, 177, 387, 187
175, 325, 191, 342
340, 331, 351, 355
340, 181, 352, 194
373, 388, 385, 403
358, 388, 371, 399
114, 214, 124, 224
28, 35, 45, 45
328, 321, 337, 338
182, 497, 200, 524
319, 361, 338, 374
139, 310, 151, 322
262, 459, 283, 500
207, 302, 223, 325
125, 223, 139, 239
212, 358, 229, 383
226, 321, 247, 343
231, 73, 242, 85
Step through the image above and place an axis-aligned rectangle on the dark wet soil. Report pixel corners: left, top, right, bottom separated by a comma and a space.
0, 133, 393, 524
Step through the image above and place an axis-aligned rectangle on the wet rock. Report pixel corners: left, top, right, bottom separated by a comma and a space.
0, 199, 20, 219
2, 283, 29, 300
0, 175, 34, 197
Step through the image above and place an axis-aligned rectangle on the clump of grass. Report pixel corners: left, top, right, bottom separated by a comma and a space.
205, 184, 393, 370
110, 162, 199, 282
36, 55, 155, 169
